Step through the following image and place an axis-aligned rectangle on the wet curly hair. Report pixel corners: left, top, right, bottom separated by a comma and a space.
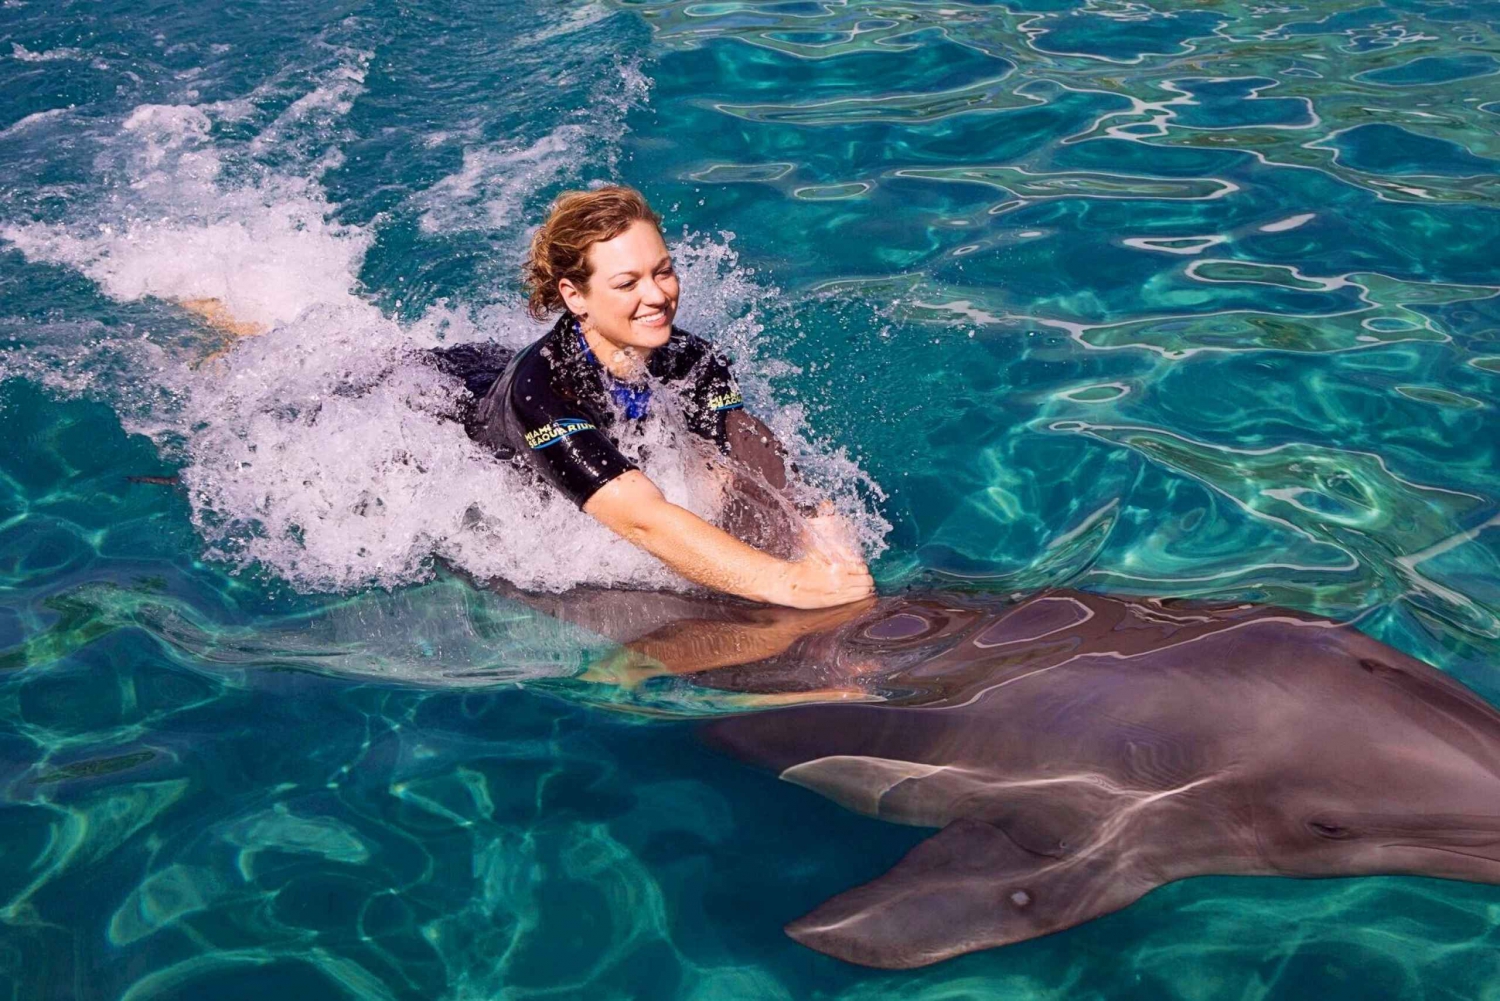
523, 185, 663, 321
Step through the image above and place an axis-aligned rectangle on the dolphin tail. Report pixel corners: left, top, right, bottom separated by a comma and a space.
786, 818, 1153, 969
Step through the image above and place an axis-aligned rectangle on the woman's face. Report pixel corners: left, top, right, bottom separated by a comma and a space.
559, 219, 680, 352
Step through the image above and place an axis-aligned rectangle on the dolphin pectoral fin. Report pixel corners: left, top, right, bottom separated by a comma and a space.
786, 818, 1154, 969
779, 756, 949, 819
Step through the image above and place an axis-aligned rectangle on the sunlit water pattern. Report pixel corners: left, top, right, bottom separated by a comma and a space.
2, 0, 1500, 996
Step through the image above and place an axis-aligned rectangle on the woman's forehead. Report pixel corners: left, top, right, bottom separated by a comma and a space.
588, 220, 669, 275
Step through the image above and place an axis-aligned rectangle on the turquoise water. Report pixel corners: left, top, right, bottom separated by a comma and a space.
3, 0, 1500, 996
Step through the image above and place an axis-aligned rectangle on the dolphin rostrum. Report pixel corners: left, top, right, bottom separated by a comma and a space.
694, 590, 1500, 969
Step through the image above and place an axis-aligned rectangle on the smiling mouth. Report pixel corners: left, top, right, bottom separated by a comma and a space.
634, 308, 671, 326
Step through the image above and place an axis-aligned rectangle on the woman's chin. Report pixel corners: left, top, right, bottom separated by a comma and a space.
630, 320, 675, 347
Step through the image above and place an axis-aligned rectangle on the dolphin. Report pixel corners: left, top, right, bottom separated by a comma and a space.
692, 590, 1500, 969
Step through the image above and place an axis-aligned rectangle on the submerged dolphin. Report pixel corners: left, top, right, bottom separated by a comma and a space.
691, 590, 1500, 969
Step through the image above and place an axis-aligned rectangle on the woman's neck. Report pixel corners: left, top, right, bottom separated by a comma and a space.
581, 324, 652, 381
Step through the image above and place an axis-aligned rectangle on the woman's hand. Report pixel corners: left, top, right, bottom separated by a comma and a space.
801, 500, 862, 559
768, 502, 875, 609
770, 546, 876, 609
578, 645, 668, 689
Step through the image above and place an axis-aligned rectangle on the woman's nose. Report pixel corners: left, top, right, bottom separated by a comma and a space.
639, 278, 668, 305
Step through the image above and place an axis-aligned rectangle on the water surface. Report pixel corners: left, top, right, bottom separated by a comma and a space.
2, 0, 1499, 996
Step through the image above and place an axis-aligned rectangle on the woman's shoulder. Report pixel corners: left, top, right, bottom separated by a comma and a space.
506, 316, 578, 381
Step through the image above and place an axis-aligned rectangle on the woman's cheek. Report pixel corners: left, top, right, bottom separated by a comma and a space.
603, 293, 625, 324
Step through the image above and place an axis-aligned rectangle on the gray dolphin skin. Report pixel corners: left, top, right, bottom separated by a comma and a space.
690, 590, 1500, 970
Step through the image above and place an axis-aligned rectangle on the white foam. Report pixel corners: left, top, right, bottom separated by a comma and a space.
413, 60, 651, 235
518, 2, 617, 45
248, 50, 372, 166
0, 107, 69, 140
10, 42, 86, 62
415, 127, 587, 235
3, 103, 369, 329
142, 292, 799, 592
667, 233, 891, 556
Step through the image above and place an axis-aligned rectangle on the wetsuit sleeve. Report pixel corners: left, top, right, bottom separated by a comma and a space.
508, 366, 638, 509
682, 344, 745, 451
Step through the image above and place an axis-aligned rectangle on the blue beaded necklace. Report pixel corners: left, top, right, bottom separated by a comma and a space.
575, 319, 653, 420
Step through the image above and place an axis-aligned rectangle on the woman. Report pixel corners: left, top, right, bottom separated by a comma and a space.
468, 185, 874, 610
182, 186, 874, 609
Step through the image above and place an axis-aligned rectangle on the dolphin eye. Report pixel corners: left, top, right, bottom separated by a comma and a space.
1310, 821, 1352, 839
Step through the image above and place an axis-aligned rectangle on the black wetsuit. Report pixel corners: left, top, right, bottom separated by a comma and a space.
431, 313, 745, 507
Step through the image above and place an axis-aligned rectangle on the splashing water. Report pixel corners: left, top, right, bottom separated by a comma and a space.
0, 10, 887, 594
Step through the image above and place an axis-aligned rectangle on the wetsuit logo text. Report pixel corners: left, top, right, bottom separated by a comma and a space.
525, 417, 596, 449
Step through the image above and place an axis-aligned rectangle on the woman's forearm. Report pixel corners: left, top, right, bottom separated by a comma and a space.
724, 409, 788, 491
625, 600, 874, 674
583, 470, 873, 608
587, 472, 790, 602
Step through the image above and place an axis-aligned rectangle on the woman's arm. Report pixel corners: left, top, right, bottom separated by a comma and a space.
584, 470, 873, 609
718, 409, 799, 555
723, 408, 868, 560
724, 409, 788, 490
581, 598, 877, 687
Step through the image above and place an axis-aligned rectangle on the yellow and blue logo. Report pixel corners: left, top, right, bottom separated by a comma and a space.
708, 390, 744, 412
525, 417, 596, 449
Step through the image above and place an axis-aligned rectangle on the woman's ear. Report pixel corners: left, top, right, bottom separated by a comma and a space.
558, 278, 589, 318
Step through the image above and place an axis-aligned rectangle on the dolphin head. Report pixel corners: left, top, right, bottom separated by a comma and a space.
1250, 645, 1500, 884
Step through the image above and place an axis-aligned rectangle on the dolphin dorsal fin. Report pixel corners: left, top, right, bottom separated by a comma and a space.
786, 818, 1156, 969
780, 756, 949, 818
